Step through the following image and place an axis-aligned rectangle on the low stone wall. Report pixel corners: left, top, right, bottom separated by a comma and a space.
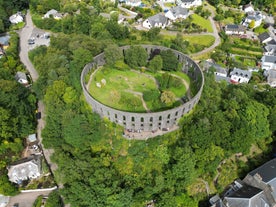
81, 45, 204, 134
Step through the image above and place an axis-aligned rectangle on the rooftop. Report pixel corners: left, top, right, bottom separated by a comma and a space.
248, 158, 276, 183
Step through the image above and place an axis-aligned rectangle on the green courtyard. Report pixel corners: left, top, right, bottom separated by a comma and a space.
89, 67, 189, 112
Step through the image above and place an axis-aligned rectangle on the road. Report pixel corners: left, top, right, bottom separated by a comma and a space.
18, 10, 38, 81
7, 190, 52, 207
190, 3, 221, 58
8, 10, 58, 207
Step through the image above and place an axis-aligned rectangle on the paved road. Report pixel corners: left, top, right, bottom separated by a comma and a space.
7, 191, 51, 207
9, 10, 58, 207
190, 3, 221, 58
18, 10, 38, 81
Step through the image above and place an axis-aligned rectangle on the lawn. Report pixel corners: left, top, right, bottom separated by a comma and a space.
190, 14, 213, 33
234, 56, 256, 67
89, 67, 188, 112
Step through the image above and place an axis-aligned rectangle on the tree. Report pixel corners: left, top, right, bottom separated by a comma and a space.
146, 27, 161, 41
160, 50, 178, 71
249, 20, 255, 29
104, 44, 123, 65
124, 46, 148, 68
148, 55, 162, 72
160, 90, 175, 106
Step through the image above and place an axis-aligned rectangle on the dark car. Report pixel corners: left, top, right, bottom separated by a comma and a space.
36, 112, 41, 119
28, 38, 35, 45
13, 203, 19, 207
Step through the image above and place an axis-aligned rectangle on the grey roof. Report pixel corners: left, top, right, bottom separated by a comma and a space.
148, 13, 168, 26
170, 6, 188, 16
27, 134, 37, 143
15, 71, 27, 81
226, 184, 262, 199
230, 68, 252, 79
264, 44, 276, 53
263, 55, 276, 63
258, 32, 271, 42
248, 158, 276, 183
8, 155, 41, 184
225, 24, 246, 33
0, 35, 10, 46
268, 69, 276, 79
181, 0, 195, 2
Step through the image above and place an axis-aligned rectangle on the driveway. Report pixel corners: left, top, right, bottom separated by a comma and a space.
7, 191, 51, 207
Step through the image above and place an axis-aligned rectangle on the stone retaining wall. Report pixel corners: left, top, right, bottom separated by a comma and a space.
81, 45, 204, 134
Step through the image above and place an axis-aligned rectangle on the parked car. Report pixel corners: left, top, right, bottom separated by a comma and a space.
13, 203, 19, 207
28, 38, 35, 45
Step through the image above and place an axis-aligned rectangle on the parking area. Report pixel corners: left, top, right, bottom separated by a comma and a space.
27, 28, 50, 51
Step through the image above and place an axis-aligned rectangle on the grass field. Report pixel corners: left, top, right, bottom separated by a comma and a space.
89, 67, 188, 112
190, 14, 213, 33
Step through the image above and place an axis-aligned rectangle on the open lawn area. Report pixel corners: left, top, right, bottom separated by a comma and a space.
89, 67, 188, 112
190, 14, 213, 33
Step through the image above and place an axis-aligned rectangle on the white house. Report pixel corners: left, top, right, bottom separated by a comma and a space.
124, 0, 141, 7
165, 6, 189, 21
224, 24, 246, 35
7, 156, 41, 184
242, 11, 263, 28
243, 3, 254, 13
176, 0, 202, 8
161, 0, 176, 3
15, 72, 28, 85
264, 44, 276, 56
9, 12, 23, 24
143, 13, 168, 29
261, 55, 276, 70
43, 9, 63, 20
0, 194, 9, 207
267, 69, 276, 87
230, 68, 252, 84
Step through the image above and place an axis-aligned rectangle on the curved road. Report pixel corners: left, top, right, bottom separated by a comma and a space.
19, 10, 38, 81
8, 10, 58, 207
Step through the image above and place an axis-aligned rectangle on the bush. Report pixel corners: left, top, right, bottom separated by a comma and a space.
143, 89, 160, 101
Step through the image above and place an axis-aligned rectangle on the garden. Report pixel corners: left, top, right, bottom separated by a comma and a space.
88, 45, 190, 112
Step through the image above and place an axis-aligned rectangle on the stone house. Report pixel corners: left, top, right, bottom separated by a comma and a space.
142, 13, 168, 29
7, 155, 41, 184
230, 68, 252, 84
267, 69, 276, 87
165, 6, 189, 21
261, 55, 276, 70
210, 158, 276, 207
15, 71, 28, 85
224, 24, 246, 35
176, 0, 202, 8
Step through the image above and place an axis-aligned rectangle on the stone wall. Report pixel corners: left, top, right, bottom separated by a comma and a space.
81, 45, 204, 133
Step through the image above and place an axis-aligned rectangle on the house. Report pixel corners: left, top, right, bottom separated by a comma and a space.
258, 32, 273, 44
124, 0, 142, 7
165, 6, 189, 21
176, 0, 202, 8
224, 24, 246, 35
267, 69, 276, 87
15, 71, 28, 85
161, 0, 176, 3
0, 194, 9, 207
230, 68, 252, 84
27, 134, 37, 143
242, 11, 263, 28
243, 3, 254, 13
261, 55, 276, 70
264, 44, 276, 56
7, 155, 41, 184
0, 35, 10, 50
9, 12, 23, 24
142, 13, 168, 29
43, 9, 63, 20
210, 158, 276, 207
202, 60, 230, 82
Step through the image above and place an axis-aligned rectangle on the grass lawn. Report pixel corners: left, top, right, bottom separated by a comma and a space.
221, 17, 235, 25
234, 56, 256, 67
89, 67, 188, 112
190, 14, 213, 33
